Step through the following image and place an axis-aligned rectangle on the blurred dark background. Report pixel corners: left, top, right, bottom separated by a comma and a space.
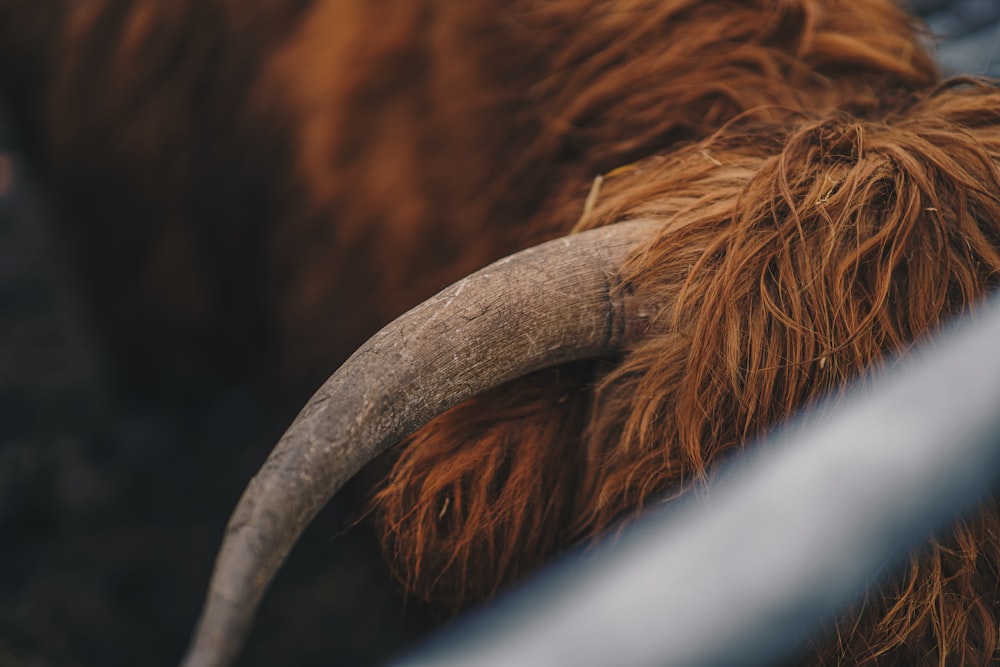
0, 3, 997, 667
0, 101, 436, 666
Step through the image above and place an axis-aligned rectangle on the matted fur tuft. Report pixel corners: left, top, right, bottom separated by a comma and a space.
375, 80, 1000, 664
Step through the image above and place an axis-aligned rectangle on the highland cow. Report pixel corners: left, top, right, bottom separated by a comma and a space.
2, 0, 1000, 666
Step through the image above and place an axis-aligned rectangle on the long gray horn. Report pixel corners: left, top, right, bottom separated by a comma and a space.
180, 218, 662, 667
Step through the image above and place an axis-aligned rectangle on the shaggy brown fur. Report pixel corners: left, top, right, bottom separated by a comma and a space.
4, 0, 999, 664
376, 84, 1000, 664
370, 6, 1000, 667
0, 0, 934, 386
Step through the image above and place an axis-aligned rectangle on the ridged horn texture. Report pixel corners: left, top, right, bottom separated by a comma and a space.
179, 218, 661, 667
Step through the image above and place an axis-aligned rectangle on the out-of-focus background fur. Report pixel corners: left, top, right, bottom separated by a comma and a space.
0, 2, 997, 666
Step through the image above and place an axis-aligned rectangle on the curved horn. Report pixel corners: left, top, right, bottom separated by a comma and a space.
180, 218, 661, 667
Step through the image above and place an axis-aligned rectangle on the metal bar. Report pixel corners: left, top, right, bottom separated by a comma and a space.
394, 293, 1000, 667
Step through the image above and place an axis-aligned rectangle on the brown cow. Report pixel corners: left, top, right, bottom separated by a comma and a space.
2, 1, 998, 665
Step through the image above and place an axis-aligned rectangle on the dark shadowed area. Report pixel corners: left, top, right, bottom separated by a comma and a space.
0, 2, 997, 667
0, 99, 435, 666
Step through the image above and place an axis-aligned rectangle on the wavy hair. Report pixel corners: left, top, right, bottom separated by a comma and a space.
375, 67, 1000, 667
